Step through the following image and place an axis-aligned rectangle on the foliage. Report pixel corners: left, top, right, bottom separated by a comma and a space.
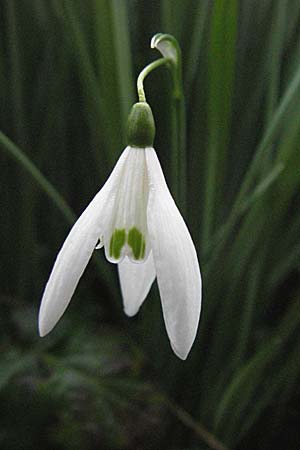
1, 1, 300, 449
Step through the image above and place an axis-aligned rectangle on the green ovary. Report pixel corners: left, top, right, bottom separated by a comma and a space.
109, 229, 126, 259
127, 227, 146, 260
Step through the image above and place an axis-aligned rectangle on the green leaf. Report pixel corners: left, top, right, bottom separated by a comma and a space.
202, 0, 238, 243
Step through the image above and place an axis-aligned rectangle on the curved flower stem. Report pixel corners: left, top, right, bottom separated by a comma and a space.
137, 57, 170, 102
150, 33, 186, 212
137, 48, 187, 213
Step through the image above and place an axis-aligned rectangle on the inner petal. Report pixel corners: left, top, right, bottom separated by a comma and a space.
127, 226, 146, 260
104, 147, 151, 264
109, 228, 126, 259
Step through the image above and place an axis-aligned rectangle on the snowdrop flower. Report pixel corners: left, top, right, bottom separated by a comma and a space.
38, 102, 202, 360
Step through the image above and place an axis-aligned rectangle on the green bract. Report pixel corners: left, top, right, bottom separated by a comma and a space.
127, 102, 155, 148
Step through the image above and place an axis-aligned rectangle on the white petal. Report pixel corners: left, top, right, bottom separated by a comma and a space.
118, 253, 156, 317
104, 147, 151, 264
38, 148, 130, 337
145, 148, 202, 360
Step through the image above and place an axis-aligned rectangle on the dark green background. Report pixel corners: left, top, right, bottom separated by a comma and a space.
1, 1, 300, 449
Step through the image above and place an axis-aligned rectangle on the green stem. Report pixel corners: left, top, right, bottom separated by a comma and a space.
170, 91, 187, 212
137, 43, 187, 211
137, 57, 170, 102
138, 54, 187, 212
171, 47, 187, 213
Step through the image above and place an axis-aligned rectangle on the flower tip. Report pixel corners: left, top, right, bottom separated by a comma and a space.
170, 342, 189, 360
38, 322, 48, 338
123, 306, 138, 318
38, 312, 53, 338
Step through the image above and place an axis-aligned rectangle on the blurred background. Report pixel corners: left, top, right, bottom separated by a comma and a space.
1, 0, 300, 449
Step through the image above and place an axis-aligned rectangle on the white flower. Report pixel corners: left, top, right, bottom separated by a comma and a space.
38, 104, 202, 360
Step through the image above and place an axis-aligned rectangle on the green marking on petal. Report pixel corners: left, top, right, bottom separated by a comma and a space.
109, 229, 126, 259
127, 227, 146, 260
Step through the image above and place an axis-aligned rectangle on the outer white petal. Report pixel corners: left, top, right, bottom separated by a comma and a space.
118, 253, 156, 317
145, 148, 202, 360
38, 148, 130, 337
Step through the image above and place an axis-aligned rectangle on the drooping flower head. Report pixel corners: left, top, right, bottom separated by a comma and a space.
38, 36, 202, 360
